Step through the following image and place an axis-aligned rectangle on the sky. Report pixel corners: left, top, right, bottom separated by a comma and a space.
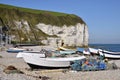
0, 0, 120, 44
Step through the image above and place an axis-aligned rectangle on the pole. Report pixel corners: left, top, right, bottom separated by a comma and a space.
0, 27, 2, 46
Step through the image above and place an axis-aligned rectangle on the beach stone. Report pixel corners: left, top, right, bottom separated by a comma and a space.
0, 55, 2, 58
3, 65, 24, 74
114, 60, 120, 68
39, 76, 50, 80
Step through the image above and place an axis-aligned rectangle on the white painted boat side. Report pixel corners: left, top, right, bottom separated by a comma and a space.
83, 50, 90, 55
103, 53, 120, 58
99, 51, 120, 58
89, 48, 98, 54
23, 54, 69, 67
22, 54, 86, 67
103, 50, 120, 54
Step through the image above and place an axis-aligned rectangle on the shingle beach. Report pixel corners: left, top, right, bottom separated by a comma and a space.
0, 46, 120, 80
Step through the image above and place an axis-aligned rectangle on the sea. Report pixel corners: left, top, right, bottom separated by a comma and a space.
89, 44, 120, 52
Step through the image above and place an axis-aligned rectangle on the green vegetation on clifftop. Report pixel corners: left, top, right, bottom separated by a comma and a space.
0, 4, 85, 26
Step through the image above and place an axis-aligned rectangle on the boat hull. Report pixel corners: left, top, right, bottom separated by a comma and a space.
27, 63, 69, 69
89, 48, 98, 54
99, 50, 120, 59
103, 52, 120, 59
7, 48, 26, 53
22, 54, 86, 68
7, 49, 25, 53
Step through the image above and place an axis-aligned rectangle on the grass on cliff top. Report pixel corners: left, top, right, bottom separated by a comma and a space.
0, 4, 75, 17
0, 4, 85, 26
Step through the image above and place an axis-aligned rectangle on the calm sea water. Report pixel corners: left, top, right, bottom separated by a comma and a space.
89, 44, 120, 52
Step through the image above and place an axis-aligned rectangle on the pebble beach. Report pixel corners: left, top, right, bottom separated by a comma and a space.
0, 46, 120, 80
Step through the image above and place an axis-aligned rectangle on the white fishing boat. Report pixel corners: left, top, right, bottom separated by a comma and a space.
102, 50, 120, 54
98, 49, 120, 59
58, 47, 90, 55
89, 47, 98, 54
22, 53, 86, 68
83, 50, 90, 55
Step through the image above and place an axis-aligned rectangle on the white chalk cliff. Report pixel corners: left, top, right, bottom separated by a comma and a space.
14, 20, 88, 47
36, 23, 89, 47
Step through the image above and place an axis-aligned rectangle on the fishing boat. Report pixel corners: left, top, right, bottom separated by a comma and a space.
7, 48, 26, 53
89, 47, 98, 54
57, 47, 90, 55
55, 46, 76, 54
102, 50, 120, 54
77, 47, 90, 55
98, 49, 120, 59
22, 53, 86, 68
58, 46, 70, 51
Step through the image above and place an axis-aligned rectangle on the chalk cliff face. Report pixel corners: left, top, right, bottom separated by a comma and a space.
13, 20, 89, 47
13, 21, 89, 47
36, 23, 88, 47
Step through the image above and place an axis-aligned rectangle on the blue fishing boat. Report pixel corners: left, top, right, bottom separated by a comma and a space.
7, 48, 26, 53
